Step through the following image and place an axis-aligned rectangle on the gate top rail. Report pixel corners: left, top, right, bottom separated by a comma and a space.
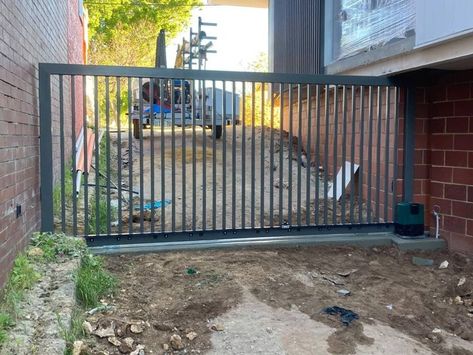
39, 63, 398, 86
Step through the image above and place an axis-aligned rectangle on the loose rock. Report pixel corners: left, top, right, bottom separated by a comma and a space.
439, 261, 449, 269
108, 336, 122, 347
211, 323, 225, 331
170, 334, 184, 350
458, 277, 466, 287
82, 320, 94, 335
454, 296, 464, 305
163, 343, 170, 351
337, 289, 351, 296
130, 345, 145, 355
119, 337, 135, 353
72, 340, 84, 355
130, 323, 145, 334
94, 324, 116, 338
186, 331, 198, 340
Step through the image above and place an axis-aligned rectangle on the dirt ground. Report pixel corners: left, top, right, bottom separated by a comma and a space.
83, 246, 473, 355
118, 125, 343, 233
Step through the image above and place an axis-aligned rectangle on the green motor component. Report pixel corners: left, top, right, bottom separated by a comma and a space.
395, 202, 424, 237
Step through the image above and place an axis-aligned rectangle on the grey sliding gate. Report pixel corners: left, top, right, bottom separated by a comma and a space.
39, 64, 414, 247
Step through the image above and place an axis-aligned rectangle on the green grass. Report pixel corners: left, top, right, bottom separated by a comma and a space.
30, 233, 86, 261
53, 165, 74, 217
87, 196, 118, 235
0, 254, 40, 346
75, 253, 116, 309
58, 307, 86, 355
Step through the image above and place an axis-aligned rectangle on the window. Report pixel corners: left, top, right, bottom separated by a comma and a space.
324, 0, 415, 64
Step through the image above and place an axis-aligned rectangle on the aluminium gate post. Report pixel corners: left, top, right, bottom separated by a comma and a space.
39, 63, 54, 232
402, 85, 416, 202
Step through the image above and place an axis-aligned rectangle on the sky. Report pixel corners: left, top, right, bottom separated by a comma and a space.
167, 4, 268, 72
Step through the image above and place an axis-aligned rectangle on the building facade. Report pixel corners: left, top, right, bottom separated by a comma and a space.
0, 0, 86, 287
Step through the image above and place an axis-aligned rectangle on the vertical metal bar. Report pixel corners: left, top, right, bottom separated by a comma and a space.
278, 83, 284, 226
305, 85, 312, 225
341, 85, 347, 224
260, 82, 265, 228
150, 78, 155, 232
71, 76, 77, 236
192, 80, 197, 231
241, 83, 246, 228
222, 81, 227, 230
296, 84, 302, 227
94, 77, 100, 236
211, 81, 217, 230
59, 75, 66, 232
315, 85, 321, 224
231, 81, 236, 230
171, 79, 176, 232
288, 83, 293, 226
349, 86, 356, 224
332, 86, 339, 225
323, 84, 329, 225
127, 78, 133, 234
105, 77, 112, 235
376, 86, 382, 222
403, 86, 416, 203
384, 87, 391, 222
392, 87, 400, 214
367, 86, 374, 223
116, 78, 122, 234
138, 78, 144, 233
181, 79, 186, 231
269, 83, 275, 228
160, 79, 166, 232
251, 82, 256, 229
83, 76, 89, 236
358, 86, 365, 224
201, 80, 207, 231
39, 65, 54, 232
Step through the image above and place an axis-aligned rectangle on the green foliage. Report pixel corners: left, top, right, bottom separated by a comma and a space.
53, 164, 74, 217
85, 0, 202, 66
75, 254, 117, 308
58, 308, 86, 355
30, 233, 86, 261
87, 196, 118, 235
0, 254, 40, 345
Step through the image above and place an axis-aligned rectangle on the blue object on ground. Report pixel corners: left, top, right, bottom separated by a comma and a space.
134, 199, 172, 211
323, 306, 359, 326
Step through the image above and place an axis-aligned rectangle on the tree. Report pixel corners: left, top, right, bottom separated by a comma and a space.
86, 0, 201, 66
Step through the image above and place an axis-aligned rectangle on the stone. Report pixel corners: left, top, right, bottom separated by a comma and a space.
464, 299, 473, 307
432, 328, 442, 334
439, 260, 449, 269
211, 323, 225, 331
454, 296, 464, 305
108, 336, 122, 347
170, 334, 184, 350
186, 331, 198, 341
27, 247, 44, 258
337, 269, 358, 277
163, 343, 170, 351
458, 277, 466, 287
130, 323, 145, 334
94, 324, 116, 338
130, 345, 145, 355
72, 340, 84, 355
337, 289, 351, 296
119, 337, 135, 353
82, 320, 94, 335
412, 256, 434, 266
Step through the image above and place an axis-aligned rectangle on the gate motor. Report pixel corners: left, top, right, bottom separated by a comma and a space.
395, 202, 424, 237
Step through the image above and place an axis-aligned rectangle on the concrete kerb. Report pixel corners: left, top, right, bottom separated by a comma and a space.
88, 233, 446, 255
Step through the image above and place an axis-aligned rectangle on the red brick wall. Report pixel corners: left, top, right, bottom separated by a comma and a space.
420, 71, 473, 252
281, 85, 402, 224
0, 0, 84, 288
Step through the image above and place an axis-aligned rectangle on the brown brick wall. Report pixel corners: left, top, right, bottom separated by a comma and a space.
0, 0, 84, 288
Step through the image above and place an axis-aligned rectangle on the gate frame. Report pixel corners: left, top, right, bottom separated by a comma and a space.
38, 63, 416, 245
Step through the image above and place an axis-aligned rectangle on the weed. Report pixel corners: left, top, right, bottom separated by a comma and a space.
87, 196, 118, 235
30, 233, 86, 261
57, 307, 85, 355
0, 254, 40, 346
53, 165, 74, 217
75, 254, 116, 308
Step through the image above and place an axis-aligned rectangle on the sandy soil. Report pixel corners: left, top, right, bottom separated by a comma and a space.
83, 246, 473, 355
118, 125, 337, 234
